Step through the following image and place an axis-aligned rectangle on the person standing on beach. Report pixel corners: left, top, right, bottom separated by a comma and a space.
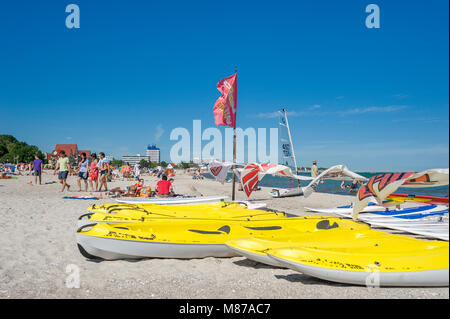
311, 160, 319, 178
77, 152, 89, 192
349, 179, 362, 193
32, 154, 43, 185
134, 162, 141, 180
53, 150, 72, 192
123, 162, 131, 179
97, 152, 109, 192
88, 153, 99, 192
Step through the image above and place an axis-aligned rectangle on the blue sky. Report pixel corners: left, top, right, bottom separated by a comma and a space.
0, 0, 448, 171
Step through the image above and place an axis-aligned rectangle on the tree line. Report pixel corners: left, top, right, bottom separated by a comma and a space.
0, 135, 46, 164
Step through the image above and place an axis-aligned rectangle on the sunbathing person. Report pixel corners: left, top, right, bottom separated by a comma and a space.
155, 175, 174, 197
108, 179, 145, 197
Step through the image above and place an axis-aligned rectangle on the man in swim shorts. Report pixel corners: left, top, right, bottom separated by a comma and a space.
53, 150, 72, 192
32, 154, 43, 185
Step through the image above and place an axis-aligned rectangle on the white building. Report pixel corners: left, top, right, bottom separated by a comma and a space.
122, 154, 150, 166
146, 145, 160, 163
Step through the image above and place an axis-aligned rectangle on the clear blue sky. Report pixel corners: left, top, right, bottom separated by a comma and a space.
0, 0, 448, 171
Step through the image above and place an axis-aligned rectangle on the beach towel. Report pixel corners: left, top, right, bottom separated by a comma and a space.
63, 196, 102, 200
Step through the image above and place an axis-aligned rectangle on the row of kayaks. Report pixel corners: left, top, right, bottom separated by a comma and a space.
305, 203, 449, 241
76, 201, 449, 287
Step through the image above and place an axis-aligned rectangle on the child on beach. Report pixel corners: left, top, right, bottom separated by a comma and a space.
32, 154, 43, 185
88, 153, 99, 192
53, 150, 72, 192
77, 152, 89, 192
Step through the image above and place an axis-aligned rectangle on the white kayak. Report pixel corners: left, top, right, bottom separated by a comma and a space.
269, 188, 303, 198
116, 195, 229, 205
326, 205, 449, 241
367, 220, 449, 241
333, 205, 448, 220
305, 204, 391, 215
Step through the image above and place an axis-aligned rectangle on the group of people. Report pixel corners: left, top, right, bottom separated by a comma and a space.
9, 150, 176, 197
108, 175, 175, 198
191, 168, 204, 180
119, 162, 142, 180
341, 179, 363, 192
311, 160, 362, 192
52, 150, 111, 192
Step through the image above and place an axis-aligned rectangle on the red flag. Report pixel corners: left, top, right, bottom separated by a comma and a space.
213, 73, 237, 128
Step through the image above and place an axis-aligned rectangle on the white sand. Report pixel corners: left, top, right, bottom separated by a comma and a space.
0, 170, 448, 299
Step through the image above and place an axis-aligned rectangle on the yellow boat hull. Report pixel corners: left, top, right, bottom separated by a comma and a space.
76, 216, 369, 260
226, 230, 448, 268
267, 240, 449, 286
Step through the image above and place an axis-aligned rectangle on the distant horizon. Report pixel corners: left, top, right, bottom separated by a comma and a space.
1, 132, 448, 173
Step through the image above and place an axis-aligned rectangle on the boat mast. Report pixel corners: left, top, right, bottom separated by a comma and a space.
280, 108, 300, 187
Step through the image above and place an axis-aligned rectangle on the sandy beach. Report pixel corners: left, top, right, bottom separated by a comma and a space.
0, 170, 448, 299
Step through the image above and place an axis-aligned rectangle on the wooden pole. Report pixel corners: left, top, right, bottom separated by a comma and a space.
231, 127, 237, 200
231, 66, 237, 201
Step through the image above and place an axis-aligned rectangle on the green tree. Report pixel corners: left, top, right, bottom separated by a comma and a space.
0, 135, 45, 163
111, 159, 124, 167
160, 161, 168, 168
140, 159, 151, 169
180, 161, 190, 169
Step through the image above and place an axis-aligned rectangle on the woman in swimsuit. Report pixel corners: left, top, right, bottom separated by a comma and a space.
97, 152, 109, 192
77, 152, 89, 192
88, 153, 99, 192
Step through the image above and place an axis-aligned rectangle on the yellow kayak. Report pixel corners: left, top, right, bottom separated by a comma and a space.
80, 202, 287, 227
87, 202, 263, 214
226, 230, 448, 268
76, 216, 369, 260
78, 209, 287, 227
267, 239, 449, 287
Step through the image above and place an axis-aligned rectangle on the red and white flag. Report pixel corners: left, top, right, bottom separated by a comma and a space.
213, 73, 237, 128
240, 163, 306, 197
208, 160, 234, 184
352, 168, 449, 220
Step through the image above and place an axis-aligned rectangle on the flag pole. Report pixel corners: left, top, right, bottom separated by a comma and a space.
231, 66, 237, 201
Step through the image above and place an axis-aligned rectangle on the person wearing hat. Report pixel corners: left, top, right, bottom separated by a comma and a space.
311, 160, 319, 178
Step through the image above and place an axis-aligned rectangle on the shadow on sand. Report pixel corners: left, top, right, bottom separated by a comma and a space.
232, 258, 286, 270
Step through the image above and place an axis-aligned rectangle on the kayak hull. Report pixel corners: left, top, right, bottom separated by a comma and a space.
77, 234, 237, 260
268, 254, 449, 287
226, 244, 284, 268
270, 188, 303, 198
76, 217, 370, 260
